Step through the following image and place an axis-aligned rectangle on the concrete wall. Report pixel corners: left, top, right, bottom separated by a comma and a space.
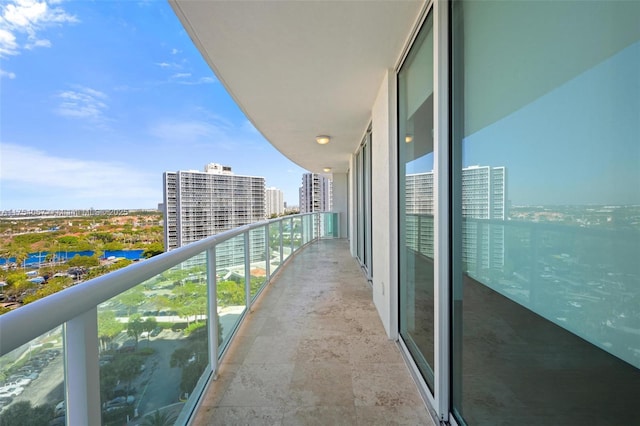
370, 70, 398, 339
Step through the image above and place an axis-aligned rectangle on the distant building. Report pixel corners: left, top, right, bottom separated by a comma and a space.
163, 163, 266, 254
405, 165, 506, 269
265, 187, 285, 217
299, 173, 332, 213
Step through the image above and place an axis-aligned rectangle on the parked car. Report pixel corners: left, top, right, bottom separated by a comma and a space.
103, 395, 134, 408
54, 400, 65, 417
8, 378, 31, 387
0, 387, 23, 398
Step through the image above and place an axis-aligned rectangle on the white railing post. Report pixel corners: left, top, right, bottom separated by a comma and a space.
64, 308, 101, 425
244, 232, 252, 309
207, 247, 219, 378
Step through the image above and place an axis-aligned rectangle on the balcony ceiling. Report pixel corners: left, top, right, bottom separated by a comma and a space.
170, 0, 423, 173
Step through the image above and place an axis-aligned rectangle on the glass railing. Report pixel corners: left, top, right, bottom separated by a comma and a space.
406, 213, 640, 369
0, 212, 339, 425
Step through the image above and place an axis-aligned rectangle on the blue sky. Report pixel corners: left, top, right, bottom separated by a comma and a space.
0, 0, 307, 210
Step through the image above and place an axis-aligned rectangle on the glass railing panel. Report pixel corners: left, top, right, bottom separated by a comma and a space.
282, 218, 293, 263
268, 222, 281, 273
0, 327, 64, 424
302, 215, 311, 245
216, 235, 247, 354
249, 228, 268, 301
98, 252, 209, 425
312, 214, 319, 240
292, 217, 302, 252
319, 213, 339, 238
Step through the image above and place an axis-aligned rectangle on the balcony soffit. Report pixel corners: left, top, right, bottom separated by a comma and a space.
170, 0, 424, 173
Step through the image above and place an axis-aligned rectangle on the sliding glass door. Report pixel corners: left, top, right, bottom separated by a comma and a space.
398, 11, 435, 392
450, 1, 640, 424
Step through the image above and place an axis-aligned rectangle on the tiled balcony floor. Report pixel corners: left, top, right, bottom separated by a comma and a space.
192, 239, 434, 425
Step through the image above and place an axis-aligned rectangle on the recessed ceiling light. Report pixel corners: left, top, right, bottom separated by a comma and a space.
316, 135, 331, 145
323, 167, 332, 172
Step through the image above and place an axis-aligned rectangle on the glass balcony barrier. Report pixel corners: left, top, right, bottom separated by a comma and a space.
406, 213, 639, 369
0, 212, 339, 425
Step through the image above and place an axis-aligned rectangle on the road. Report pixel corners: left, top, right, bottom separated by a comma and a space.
130, 331, 183, 419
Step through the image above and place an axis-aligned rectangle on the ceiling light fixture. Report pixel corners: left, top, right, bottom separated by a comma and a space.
316, 135, 331, 145
323, 167, 332, 172
405, 135, 413, 143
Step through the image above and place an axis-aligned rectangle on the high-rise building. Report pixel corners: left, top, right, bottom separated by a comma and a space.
163, 163, 265, 251
299, 173, 332, 213
405, 165, 506, 268
265, 187, 284, 218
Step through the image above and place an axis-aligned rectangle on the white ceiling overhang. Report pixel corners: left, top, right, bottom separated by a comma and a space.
170, 0, 424, 173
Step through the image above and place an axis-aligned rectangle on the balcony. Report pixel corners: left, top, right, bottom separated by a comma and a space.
191, 238, 431, 425
0, 213, 430, 425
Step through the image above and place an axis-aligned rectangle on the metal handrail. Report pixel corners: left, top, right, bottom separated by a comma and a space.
0, 213, 319, 356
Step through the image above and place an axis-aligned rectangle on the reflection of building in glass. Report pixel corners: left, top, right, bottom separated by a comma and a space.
163, 163, 266, 268
265, 187, 285, 217
405, 172, 434, 257
406, 165, 506, 269
299, 173, 332, 213
462, 165, 506, 272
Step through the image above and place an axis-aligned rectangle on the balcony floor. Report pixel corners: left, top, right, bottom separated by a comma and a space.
192, 239, 433, 425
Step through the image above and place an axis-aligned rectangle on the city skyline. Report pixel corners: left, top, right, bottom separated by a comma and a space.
0, 0, 307, 210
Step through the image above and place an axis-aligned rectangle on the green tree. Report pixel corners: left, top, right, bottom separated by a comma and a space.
113, 355, 143, 395
169, 347, 191, 369
143, 317, 158, 342
127, 314, 145, 347
143, 242, 164, 258
91, 232, 115, 243
22, 276, 72, 305
141, 409, 177, 426
66, 254, 99, 268
98, 311, 124, 352
0, 401, 54, 426
100, 362, 119, 401
217, 280, 245, 306
118, 287, 145, 315
103, 241, 124, 251
57, 235, 79, 245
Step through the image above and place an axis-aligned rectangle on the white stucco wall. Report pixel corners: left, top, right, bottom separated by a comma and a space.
370, 70, 398, 339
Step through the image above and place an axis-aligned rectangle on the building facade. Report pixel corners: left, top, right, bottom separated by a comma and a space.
172, 1, 640, 424
405, 165, 506, 268
163, 164, 265, 251
265, 187, 284, 218
299, 173, 332, 213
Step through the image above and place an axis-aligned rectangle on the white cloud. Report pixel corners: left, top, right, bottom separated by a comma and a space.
55, 86, 109, 122
176, 76, 216, 85
0, 0, 78, 58
25, 38, 50, 49
0, 143, 159, 208
171, 48, 179, 55
0, 68, 16, 79
171, 72, 191, 79
0, 28, 18, 56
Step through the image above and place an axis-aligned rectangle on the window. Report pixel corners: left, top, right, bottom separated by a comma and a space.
451, 1, 640, 424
